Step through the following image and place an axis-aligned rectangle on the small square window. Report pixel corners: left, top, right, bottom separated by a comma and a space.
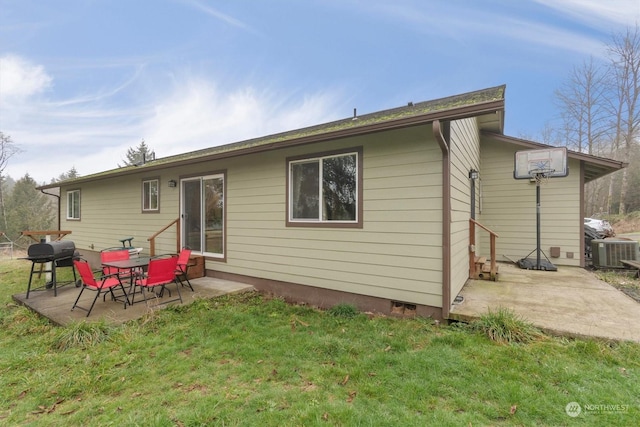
142, 179, 159, 212
66, 189, 80, 220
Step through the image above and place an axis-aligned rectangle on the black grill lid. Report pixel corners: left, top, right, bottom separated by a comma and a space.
27, 240, 76, 261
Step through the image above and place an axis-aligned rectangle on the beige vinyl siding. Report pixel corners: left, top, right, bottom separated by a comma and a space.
61, 124, 446, 307
61, 175, 180, 252
449, 118, 480, 303
479, 138, 581, 266
217, 126, 444, 307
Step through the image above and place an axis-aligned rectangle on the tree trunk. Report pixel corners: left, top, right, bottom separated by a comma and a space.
0, 176, 7, 232
618, 166, 628, 214
606, 174, 614, 214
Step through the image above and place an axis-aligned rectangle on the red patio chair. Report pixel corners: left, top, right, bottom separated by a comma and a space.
72, 259, 130, 317
100, 247, 138, 300
100, 247, 131, 276
175, 248, 194, 291
132, 255, 182, 306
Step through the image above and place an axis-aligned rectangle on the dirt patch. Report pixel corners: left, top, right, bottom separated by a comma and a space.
600, 215, 640, 302
611, 215, 640, 234
618, 285, 640, 302
595, 270, 640, 303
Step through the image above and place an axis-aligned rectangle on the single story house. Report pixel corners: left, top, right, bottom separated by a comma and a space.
39, 85, 626, 320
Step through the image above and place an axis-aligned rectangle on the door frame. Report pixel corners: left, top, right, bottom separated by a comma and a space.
180, 171, 227, 260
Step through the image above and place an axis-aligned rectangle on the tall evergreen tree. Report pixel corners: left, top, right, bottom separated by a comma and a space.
0, 132, 22, 232
120, 140, 155, 166
5, 174, 55, 240
51, 166, 80, 183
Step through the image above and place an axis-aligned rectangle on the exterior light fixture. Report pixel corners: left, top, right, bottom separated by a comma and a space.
168, 180, 177, 188
469, 169, 479, 180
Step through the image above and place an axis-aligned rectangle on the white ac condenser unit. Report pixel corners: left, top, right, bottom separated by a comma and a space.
591, 239, 640, 268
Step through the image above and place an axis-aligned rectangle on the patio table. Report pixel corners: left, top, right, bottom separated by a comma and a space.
102, 257, 151, 271
101, 257, 151, 302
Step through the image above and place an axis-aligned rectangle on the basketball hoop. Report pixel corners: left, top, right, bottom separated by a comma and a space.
528, 168, 555, 185
513, 147, 568, 272
514, 147, 567, 180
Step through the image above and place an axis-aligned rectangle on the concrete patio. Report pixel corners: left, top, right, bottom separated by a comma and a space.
449, 262, 640, 343
13, 276, 255, 326
12, 259, 640, 343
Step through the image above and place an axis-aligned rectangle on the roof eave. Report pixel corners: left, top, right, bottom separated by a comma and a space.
482, 131, 628, 182
39, 98, 505, 190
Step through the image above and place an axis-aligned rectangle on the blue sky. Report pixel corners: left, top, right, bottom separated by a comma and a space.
0, 0, 638, 184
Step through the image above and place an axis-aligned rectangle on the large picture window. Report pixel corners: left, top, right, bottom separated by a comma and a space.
288, 148, 362, 227
142, 179, 159, 212
66, 189, 80, 220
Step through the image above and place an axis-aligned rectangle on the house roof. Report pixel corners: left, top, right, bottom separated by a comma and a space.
39, 84, 625, 190
39, 85, 507, 190
482, 132, 628, 182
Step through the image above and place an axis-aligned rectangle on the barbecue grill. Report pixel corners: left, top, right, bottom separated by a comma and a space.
25, 240, 80, 298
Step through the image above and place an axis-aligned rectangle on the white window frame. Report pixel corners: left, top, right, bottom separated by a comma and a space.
66, 189, 80, 220
142, 178, 160, 212
180, 173, 226, 259
287, 149, 360, 226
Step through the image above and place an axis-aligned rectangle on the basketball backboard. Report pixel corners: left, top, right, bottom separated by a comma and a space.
514, 147, 568, 179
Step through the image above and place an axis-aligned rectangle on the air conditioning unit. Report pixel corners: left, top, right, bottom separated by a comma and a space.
591, 239, 639, 268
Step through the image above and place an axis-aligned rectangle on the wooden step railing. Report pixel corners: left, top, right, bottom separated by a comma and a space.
469, 219, 499, 281
148, 218, 180, 256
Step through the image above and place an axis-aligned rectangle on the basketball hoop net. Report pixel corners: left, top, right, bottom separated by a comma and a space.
529, 168, 555, 185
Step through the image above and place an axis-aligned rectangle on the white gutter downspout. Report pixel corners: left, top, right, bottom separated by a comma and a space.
433, 119, 451, 320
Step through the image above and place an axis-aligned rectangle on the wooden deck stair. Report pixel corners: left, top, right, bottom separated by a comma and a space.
473, 256, 499, 280
469, 219, 499, 281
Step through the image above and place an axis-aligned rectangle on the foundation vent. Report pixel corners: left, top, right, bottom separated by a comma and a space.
391, 301, 416, 317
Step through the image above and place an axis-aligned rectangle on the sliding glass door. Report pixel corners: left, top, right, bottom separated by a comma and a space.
181, 174, 224, 257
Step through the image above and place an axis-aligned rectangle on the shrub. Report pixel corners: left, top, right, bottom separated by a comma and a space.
471, 307, 544, 344
52, 320, 114, 350
327, 303, 359, 318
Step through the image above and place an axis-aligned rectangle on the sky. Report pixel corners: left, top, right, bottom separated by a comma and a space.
0, 0, 639, 184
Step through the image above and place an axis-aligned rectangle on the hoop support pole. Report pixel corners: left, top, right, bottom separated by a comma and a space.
536, 180, 541, 269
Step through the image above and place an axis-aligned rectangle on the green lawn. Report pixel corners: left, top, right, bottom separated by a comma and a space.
1, 259, 638, 426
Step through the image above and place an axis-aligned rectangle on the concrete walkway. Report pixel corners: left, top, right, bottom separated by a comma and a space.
13, 276, 255, 326
449, 262, 640, 343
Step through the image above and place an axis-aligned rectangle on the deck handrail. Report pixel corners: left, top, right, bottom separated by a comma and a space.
147, 218, 180, 256
469, 219, 499, 280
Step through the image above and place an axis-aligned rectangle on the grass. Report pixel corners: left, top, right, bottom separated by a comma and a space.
1, 259, 639, 425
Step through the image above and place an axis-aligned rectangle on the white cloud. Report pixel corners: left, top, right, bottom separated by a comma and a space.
366, 2, 605, 58
0, 54, 52, 101
141, 75, 343, 158
532, 0, 640, 30
486, 16, 606, 58
179, 0, 256, 33
1, 57, 343, 183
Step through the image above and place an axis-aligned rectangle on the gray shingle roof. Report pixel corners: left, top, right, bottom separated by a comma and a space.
40, 85, 506, 188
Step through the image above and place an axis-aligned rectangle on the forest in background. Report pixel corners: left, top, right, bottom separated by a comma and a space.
548, 26, 640, 216
0, 140, 151, 246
